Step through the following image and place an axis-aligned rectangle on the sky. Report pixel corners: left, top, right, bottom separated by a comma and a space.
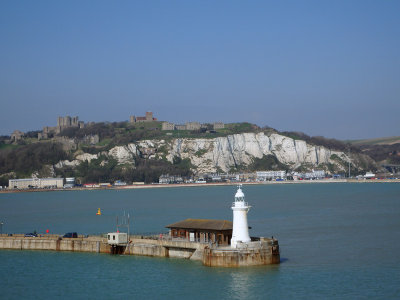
1, 1, 399, 140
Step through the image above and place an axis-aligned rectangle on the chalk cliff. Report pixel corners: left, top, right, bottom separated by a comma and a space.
55, 132, 374, 174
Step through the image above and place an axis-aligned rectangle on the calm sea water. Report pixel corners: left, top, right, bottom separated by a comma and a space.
1, 183, 399, 299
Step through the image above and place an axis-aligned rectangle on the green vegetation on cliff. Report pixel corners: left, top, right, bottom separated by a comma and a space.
248, 155, 288, 171
280, 131, 359, 153
358, 143, 400, 164
55, 154, 194, 184
0, 142, 70, 184
0, 142, 69, 177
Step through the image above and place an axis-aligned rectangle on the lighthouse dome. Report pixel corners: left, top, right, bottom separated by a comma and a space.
235, 187, 245, 199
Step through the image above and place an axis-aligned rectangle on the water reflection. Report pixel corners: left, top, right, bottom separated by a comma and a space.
228, 270, 252, 299
226, 266, 280, 299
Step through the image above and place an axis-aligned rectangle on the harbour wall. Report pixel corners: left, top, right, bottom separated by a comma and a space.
0, 235, 206, 260
203, 239, 280, 267
0, 235, 110, 253
0, 235, 279, 267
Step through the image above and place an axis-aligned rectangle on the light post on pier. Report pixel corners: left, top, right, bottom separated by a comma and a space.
0, 222, 3, 235
116, 211, 131, 246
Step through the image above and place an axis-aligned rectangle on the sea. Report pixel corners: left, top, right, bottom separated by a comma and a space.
0, 183, 399, 299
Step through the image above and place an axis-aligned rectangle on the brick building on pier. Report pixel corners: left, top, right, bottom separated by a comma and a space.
166, 219, 233, 245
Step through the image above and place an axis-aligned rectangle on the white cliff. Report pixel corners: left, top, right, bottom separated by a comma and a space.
55, 132, 372, 174
55, 153, 98, 168
158, 132, 350, 173
107, 144, 139, 164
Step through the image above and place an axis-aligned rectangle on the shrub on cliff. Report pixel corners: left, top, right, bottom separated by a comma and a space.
248, 155, 288, 171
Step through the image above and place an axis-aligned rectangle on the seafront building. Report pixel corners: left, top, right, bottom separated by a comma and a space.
8, 178, 64, 189
304, 170, 326, 179
64, 177, 75, 188
159, 174, 183, 184
159, 171, 287, 184
256, 170, 286, 181
292, 170, 326, 180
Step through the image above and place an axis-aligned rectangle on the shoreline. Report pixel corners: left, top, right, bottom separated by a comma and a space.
0, 178, 399, 194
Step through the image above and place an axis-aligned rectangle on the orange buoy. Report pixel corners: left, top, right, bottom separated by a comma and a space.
96, 208, 101, 215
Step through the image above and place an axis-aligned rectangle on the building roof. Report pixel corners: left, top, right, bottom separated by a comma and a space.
166, 218, 233, 231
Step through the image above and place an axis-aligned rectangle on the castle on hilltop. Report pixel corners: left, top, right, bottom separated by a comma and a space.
57, 116, 84, 128
8, 111, 225, 143
130, 112, 157, 123
129, 111, 224, 131
38, 116, 85, 139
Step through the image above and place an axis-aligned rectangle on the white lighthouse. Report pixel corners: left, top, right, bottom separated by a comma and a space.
231, 185, 251, 248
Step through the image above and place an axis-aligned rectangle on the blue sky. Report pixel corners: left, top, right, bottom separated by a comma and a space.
1, 1, 399, 139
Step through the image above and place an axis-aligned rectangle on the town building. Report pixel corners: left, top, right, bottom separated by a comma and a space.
185, 122, 201, 130
256, 170, 286, 181
213, 122, 225, 130
209, 174, 222, 182
83, 183, 100, 188
364, 171, 376, 179
9, 178, 64, 189
166, 218, 233, 245
175, 124, 186, 130
161, 122, 175, 130
64, 177, 75, 188
237, 173, 257, 182
291, 170, 326, 180
113, 180, 127, 186
304, 170, 326, 179
161, 121, 225, 131
159, 174, 183, 184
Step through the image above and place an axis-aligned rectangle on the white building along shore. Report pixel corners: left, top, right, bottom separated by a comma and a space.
256, 170, 286, 181
9, 178, 64, 189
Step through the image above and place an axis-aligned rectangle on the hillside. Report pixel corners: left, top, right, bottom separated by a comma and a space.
346, 136, 400, 166
0, 121, 379, 186
348, 136, 400, 146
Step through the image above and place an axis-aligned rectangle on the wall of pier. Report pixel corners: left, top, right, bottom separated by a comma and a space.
0, 235, 279, 267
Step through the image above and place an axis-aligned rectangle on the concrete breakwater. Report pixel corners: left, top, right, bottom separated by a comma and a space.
0, 235, 109, 253
0, 235, 279, 267
203, 239, 280, 267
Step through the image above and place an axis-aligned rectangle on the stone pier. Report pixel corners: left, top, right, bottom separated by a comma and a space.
203, 239, 280, 267
0, 235, 279, 267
